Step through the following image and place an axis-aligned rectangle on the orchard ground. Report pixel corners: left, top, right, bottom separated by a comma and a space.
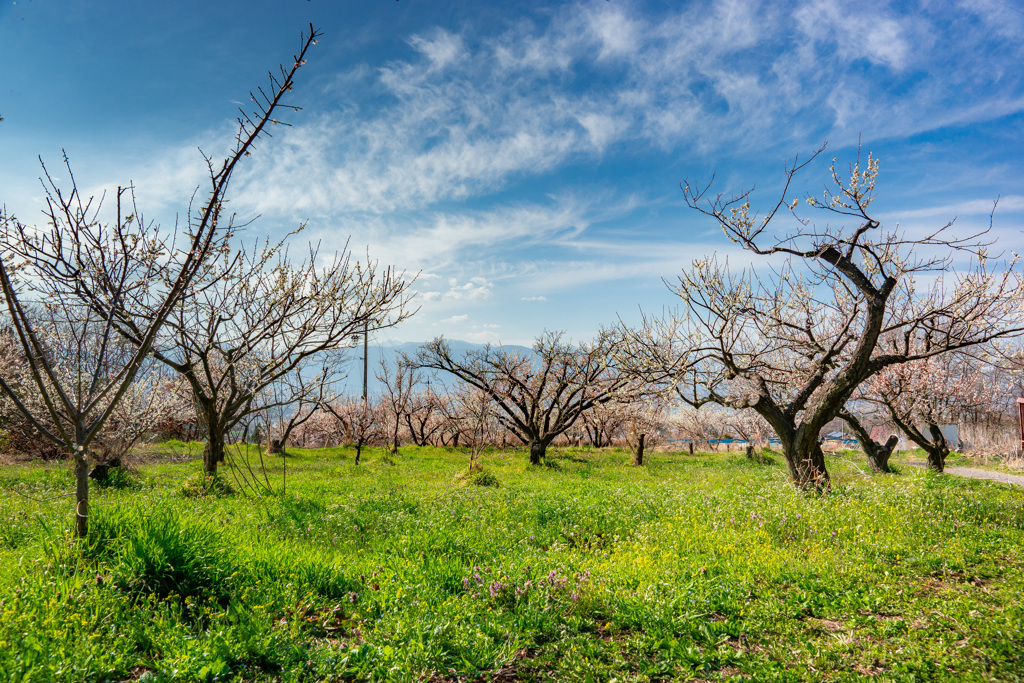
0, 444, 1022, 682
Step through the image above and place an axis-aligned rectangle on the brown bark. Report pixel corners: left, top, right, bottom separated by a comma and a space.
841, 412, 898, 473
632, 433, 645, 466
890, 412, 950, 473
74, 452, 89, 539
202, 438, 225, 476
869, 435, 900, 473
925, 423, 951, 472
529, 439, 547, 465
781, 435, 830, 491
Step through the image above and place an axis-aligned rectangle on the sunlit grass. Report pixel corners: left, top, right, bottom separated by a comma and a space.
0, 446, 1021, 681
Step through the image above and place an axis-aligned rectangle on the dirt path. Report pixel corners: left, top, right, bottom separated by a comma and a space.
905, 461, 1024, 487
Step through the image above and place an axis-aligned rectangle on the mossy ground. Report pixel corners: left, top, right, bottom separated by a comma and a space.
0, 445, 1022, 682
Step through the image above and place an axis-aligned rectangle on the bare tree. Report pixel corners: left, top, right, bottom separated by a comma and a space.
292, 400, 350, 448
621, 394, 667, 466
412, 331, 625, 464
258, 353, 344, 455
580, 401, 627, 448
622, 146, 1024, 490
404, 385, 449, 447
0, 176, 218, 536
668, 405, 732, 453
450, 385, 498, 472
145, 238, 410, 476
322, 396, 384, 465
858, 351, 986, 472
0, 26, 323, 536
376, 357, 418, 453
728, 408, 774, 461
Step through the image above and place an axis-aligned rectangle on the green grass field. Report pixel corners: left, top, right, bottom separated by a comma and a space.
0, 445, 1022, 682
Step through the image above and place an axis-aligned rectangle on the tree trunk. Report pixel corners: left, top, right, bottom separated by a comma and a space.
891, 413, 949, 473
203, 435, 225, 476
868, 435, 899, 473
354, 437, 364, 465
268, 439, 283, 455
688, 442, 694, 455
925, 423, 950, 473
632, 433, 645, 466
783, 439, 830, 491
529, 439, 547, 465
197, 397, 226, 476
841, 412, 898, 473
74, 450, 89, 538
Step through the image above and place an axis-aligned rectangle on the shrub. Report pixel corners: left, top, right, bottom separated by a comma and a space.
179, 473, 236, 498
454, 466, 500, 487
91, 465, 145, 490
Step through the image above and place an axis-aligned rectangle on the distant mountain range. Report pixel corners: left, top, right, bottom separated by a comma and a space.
331, 340, 532, 398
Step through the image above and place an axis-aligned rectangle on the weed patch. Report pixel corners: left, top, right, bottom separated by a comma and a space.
179, 472, 236, 498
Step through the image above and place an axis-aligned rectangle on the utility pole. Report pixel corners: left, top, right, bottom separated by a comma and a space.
362, 319, 369, 404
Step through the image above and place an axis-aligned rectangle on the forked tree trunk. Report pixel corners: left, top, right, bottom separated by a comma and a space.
632, 433, 645, 466
868, 435, 900, 473
841, 412, 898, 473
268, 439, 283, 454
890, 413, 950, 473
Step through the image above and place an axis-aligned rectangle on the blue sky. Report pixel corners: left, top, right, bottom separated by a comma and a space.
2, 0, 1023, 346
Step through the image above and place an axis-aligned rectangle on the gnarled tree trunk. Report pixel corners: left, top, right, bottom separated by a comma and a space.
786, 443, 829, 490
779, 427, 831, 491
841, 412, 898, 473
890, 413, 950, 473
870, 435, 900, 473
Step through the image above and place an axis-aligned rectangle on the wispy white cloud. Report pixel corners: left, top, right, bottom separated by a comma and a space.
445, 276, 492, 301
217, 0, 1024, 222
794, 0, 913, 71
880, 195, 1024, 222
91, 0, 1024, 233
